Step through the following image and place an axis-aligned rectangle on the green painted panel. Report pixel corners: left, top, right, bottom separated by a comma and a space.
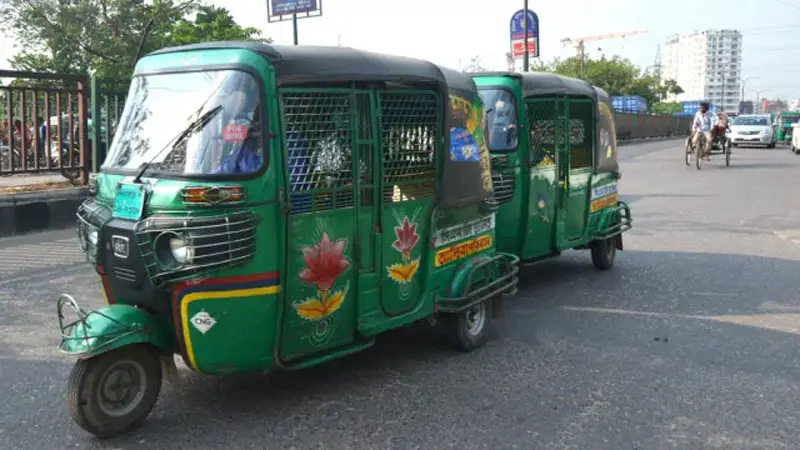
182, 293, 278, 374
377, 90, 440, 316
564, 99, 595, 242
277, 89, 361, 361
280, 215, 357, 361
524, 167, 557, 258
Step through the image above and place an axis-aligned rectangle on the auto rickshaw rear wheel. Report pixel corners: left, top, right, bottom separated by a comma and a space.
440, 300, 492, 352
590, 235, 617, 270
67, 344, 163, 439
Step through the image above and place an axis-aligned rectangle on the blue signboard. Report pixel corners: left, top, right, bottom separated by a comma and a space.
510, 9, 540, 58
270, 0, 319, 17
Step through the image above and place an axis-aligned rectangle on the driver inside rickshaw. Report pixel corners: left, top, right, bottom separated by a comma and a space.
211, 76, 262, 174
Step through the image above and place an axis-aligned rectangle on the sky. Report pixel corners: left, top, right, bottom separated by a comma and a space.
2, 0, 800, 100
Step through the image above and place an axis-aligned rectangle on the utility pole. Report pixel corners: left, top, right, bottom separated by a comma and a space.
523, 0, 529, 72
292, 12, 299, 45
721, 63, 725, 113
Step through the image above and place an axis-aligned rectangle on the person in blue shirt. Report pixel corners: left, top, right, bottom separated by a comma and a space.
212, 88, 262, 174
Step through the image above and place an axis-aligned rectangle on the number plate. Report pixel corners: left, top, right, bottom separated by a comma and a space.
112, 183, 146, 220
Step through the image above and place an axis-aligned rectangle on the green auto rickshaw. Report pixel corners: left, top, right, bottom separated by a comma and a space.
470, 72, 632, 268
776, 111, 800, 144
60, 42, 520, 438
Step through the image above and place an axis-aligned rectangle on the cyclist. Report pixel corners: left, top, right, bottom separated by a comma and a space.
691, 101, 716, 161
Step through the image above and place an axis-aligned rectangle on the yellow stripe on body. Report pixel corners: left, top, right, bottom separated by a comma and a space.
180, 286, 281, 371
99, 277, 110, 304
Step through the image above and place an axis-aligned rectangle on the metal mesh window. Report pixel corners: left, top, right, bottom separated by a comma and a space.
526, 99, 557, 168
281, 91, 356, 214
379, 92, 439, 202
568, 100, 594, 169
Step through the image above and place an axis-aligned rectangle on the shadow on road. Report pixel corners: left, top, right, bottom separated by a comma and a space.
4, 250, 800, 448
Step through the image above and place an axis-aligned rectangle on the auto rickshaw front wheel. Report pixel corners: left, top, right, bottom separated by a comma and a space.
67, 344, 163, 439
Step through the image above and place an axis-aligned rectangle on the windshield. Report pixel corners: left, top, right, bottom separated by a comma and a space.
783, 115, 800, 124
102, 70, 264, 176
732, 116, 769, 126
478, 89, 518, 151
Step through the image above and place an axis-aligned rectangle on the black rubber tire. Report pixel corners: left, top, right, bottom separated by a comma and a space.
696, 145, 704, 170
685, 139, 692, 166
440, 300, 492, 352
590, 237, 617, 270
725, 140, 731, 166
67, 345, 162, 439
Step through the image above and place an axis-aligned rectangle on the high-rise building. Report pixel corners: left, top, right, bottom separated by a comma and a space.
663, 30, 743, 113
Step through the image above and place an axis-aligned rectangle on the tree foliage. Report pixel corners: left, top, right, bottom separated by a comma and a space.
462, 55, 487, 73
533, 55, 684, 107
0, 0, 267, 81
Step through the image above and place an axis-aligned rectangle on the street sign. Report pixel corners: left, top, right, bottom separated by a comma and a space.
512, 38, 537, 58
268, 0, 322, 22
509, 9, 540, 59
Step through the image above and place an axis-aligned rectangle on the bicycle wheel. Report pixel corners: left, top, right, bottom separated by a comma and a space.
685, 139, 692, 166
725, 139, 731, 167
696, 143, 704, 170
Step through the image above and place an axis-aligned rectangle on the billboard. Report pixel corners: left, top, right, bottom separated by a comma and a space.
509, 9, 539, 59
268, 0, 321, 21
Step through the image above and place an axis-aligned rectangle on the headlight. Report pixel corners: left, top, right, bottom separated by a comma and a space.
169, 236, 193, 265
154, 232, 194, 268
88, 230, 99, 246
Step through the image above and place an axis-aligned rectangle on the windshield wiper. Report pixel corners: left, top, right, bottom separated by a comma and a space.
132, 105, 222, 184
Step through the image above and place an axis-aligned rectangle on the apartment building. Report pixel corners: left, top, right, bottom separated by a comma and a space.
663, 30, 743, 113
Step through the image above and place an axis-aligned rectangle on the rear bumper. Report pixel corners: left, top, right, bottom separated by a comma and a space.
435, 253, 520, 314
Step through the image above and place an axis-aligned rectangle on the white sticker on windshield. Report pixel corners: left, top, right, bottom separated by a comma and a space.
495, 100, 506, 109
190, 310, 217, 334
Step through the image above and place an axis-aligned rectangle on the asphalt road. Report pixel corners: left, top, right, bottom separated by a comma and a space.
2, 139, 800, 449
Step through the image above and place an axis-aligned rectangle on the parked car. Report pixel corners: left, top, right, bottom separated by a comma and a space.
729, 114, 776, 148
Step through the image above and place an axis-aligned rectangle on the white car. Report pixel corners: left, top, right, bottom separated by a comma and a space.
791, 123, 800, 154
729, 114, 776, 148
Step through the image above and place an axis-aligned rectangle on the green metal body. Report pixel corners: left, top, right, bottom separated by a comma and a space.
63, 46, 518, 375
471, 75, 631, 262
776, 111, 800, 142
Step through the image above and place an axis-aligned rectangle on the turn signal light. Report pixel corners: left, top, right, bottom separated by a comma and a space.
181, 186, 244, 204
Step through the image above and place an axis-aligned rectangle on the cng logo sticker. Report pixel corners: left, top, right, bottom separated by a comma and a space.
190, 310, 217, 334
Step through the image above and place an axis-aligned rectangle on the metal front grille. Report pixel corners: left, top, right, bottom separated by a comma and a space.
491, 170, 515, 204
76, 198, 113, 264
113, 266, 138, 284
526, 99, 558, 168
134, 210, 257, 286
379, 91, 439, 201
281, 91, 356, 214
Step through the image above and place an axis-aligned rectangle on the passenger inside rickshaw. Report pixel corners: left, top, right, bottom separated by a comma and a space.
212, 83, 262, 174
710, 111, 730, 147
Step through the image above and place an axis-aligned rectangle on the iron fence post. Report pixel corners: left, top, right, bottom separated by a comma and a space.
77, 77, 89, 185
90, 75, 101, 172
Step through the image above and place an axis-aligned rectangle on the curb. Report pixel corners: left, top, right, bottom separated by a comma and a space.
0, 187, 90, 238
617, 135, 688, 146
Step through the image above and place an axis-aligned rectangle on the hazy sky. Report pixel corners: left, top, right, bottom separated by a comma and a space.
2, 0, 800, 100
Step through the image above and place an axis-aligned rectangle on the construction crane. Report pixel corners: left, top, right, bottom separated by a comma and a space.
560, 30, 648, 74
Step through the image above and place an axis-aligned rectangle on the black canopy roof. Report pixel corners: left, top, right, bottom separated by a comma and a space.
147, 42, 448, 86
470, 71, 597, 99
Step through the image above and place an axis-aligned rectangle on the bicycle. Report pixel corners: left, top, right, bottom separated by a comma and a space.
685, 131, 709, 169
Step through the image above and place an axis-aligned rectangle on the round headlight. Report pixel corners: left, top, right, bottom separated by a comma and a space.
169, 237, 193, 265
88, 229, 99, 246
154, 232, 194, 269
